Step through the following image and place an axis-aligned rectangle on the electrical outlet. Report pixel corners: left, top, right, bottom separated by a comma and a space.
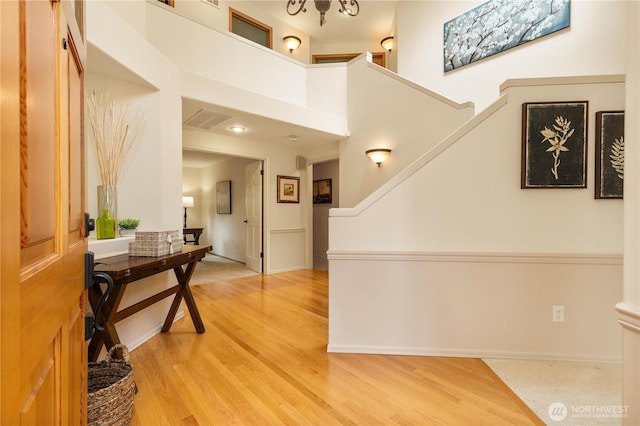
552, 305, 564, 323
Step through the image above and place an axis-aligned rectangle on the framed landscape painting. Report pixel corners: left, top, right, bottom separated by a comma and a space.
521, 101, 588, 188
277, 175, 300, 203
595, 111, 624, 199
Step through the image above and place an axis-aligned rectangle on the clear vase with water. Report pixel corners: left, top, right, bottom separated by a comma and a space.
96, 185, 117, 239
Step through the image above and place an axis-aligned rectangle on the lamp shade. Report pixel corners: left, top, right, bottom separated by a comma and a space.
283, 35, 301, 53
380, 36, 394, 52
182, 196, 194, 208
366, 149, 391, 167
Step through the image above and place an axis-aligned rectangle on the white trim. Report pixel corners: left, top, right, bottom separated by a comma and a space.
616, 302, 640, 333
326, 344, 622, 364
500, 74, 626, 94
271, 227, 305, 234
327, 250, 622, 265
119, 310, 185, 352
362, 52, 475, 111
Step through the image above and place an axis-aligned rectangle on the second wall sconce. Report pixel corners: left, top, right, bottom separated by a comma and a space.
366, 148, 391, 167
283, 35, 302, 53
380, 36, 394, 52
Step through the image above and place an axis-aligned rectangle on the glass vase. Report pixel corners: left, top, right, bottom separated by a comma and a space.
96, 185, 117, 239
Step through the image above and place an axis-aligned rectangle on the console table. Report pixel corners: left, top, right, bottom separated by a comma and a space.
183, 227, 204, 245
88, 244, 212, 362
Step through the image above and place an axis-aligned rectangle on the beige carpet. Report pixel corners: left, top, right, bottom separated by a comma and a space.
484, 358, 623, 425
190, 253, 259, 285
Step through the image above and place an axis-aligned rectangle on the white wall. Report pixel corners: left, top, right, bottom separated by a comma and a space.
328, 76, 625, 361
341, 55, 474, 207
87, 0, 184, 355
397, 1, 628, 112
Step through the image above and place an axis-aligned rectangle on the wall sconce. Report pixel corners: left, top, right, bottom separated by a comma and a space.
366, 148, 391, 167
182, 196, 194, 228
380, 36, 394, 52
283, 35, 302, 53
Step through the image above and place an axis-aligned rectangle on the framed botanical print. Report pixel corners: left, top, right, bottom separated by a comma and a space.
521, 101, 588, 188
595, 111, 624, 199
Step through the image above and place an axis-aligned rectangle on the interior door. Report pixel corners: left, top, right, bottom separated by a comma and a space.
1, 0, 87, 424
245, 161, 263, 273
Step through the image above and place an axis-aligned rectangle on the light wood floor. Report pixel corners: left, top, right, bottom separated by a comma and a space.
128, 269, 543, 425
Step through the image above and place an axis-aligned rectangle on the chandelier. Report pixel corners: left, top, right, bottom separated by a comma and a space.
286, 0, 360, 27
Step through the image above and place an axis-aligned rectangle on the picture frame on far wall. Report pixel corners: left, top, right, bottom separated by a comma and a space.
216, 180, 231, 214
277, 175, 300, 203
595, 111, 624, 199
313, 179, 332, 204
521, 101, 588, 189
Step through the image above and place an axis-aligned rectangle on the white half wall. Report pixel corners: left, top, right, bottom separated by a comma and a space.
328, 252, 622, 362
340, 54, 475, 207
328, 75, 624, 361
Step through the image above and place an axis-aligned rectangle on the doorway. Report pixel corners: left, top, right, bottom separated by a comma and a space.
182, 151, 263, 273
312, 159, 339, 270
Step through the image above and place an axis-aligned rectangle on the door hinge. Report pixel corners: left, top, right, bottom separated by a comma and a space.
62, 37, 68, 50
85, 212, 95, 238
260, 169, 264, 175
85, 313, 94, 341
260, 252, 263, 258
85, 252, 94, 290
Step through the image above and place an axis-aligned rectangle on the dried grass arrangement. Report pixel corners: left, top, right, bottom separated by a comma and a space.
87, 92, 145, 186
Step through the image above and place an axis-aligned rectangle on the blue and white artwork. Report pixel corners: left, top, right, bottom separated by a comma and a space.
443, 0, 570, 72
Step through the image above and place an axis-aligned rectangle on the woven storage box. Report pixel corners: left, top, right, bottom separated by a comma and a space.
88, 344, 135, 426
128, 230, 182, 257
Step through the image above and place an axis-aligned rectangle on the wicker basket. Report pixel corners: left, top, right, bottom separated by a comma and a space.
88, 344, 135, 426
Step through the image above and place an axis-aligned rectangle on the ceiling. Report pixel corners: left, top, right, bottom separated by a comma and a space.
245, 0, 398, 46
89, 0, 398, 167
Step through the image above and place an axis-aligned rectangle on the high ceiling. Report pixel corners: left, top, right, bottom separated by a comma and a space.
182, 1, 397, 166
88, 1, 398, 167
245, 0, 398, 46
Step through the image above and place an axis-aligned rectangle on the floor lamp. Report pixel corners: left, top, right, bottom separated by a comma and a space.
182, 196, 194, 228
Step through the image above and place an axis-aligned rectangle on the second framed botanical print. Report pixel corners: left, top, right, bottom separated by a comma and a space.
595, 111, 624, 199
522, 101, 588, 189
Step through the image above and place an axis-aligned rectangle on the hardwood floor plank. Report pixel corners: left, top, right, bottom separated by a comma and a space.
127, 269, 543, 425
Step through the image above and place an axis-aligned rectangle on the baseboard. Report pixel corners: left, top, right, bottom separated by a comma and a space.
326, 344, 622, 364
124, 310, 186, 352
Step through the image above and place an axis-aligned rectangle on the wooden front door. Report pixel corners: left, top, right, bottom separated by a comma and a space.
1, 0, 87, 424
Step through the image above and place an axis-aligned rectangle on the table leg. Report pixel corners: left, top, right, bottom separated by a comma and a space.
161, 261, 205, 333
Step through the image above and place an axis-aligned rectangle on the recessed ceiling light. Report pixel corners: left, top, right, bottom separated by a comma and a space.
230, 125, 246, 133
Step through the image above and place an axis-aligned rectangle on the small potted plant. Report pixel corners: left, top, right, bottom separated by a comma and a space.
117, 218, 140, 237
